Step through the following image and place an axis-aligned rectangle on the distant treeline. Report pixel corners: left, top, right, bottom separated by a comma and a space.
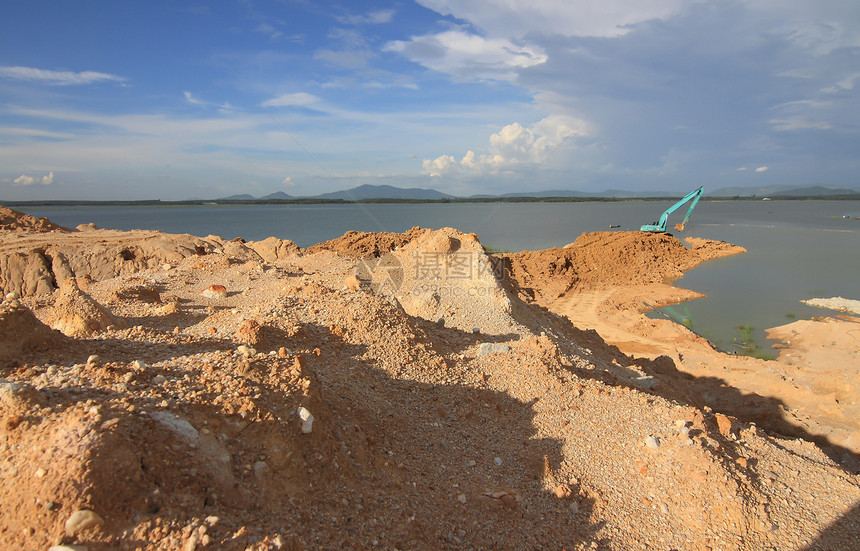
4, 194, 860, 207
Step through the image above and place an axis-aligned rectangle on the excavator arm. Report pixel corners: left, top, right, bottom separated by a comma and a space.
640, 186, 704, 233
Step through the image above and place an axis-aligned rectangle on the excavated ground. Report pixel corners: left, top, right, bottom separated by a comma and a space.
0, 206, 858, 551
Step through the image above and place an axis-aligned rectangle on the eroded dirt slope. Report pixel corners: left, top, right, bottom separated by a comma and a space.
0, 213, 858, 550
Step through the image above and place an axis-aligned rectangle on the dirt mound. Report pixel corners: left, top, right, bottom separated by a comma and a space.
247, 236, 301, 264
386, 228, 520, 335
0, 249, 58, 297
0, 206, 69, 233
0, 220, 858, 550
46, 279, 126, 336
501, 231, 746, 305
0, 351, 353, 550
305, 226, 427, 258
0, 225, 272, 297
0, 299, 65, 366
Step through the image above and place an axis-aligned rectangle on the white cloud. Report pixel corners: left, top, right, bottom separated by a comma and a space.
184, 91, 204, 105
416, 0, 686, 39
422, 115, 588, 177
12, 174, 36, 186
184, 91, 234, 113
0, 127, 73, 139
0, 65, 126, 86
385, 30, 546, 81
737, 167, 748, 171
255, 23, 282, 40
282, 176, 295, 187
821, 71, 860, 94
314, 28, 376, 69
755, 166, 769, 173
769, 117, 832, 131
260, 92, 320, 108
743, 0, 860, 55
339, 9, 395, 25
12, 171, 53, 186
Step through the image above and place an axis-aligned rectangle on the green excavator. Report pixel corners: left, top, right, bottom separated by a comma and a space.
640, 186, 704, 233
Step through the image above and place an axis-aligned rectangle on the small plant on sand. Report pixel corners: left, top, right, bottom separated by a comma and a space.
733, 324, 775, 361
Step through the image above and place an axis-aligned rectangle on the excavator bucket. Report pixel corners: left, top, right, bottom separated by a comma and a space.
674, 223, 685, 232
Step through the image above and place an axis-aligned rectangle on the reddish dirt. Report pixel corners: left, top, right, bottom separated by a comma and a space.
304, 227, 428, 258
0, 214, 858, 550
499, 231, 746, 304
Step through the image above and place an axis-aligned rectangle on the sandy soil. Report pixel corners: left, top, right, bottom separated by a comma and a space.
1, 206, 858, 550
501, 232, 860, 464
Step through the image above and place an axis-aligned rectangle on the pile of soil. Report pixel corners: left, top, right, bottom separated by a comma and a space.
0, 206, 69, 233
0, 213, 857, 550
305, 227, 427, 258
0, 299, 65, 365
500, 231, 747, 305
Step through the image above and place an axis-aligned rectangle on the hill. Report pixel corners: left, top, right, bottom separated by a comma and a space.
260, 191, 295, 200
312, 184, 454, 200
711, 184, 860, 197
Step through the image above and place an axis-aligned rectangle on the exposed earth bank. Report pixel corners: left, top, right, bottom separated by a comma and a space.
1, 206, 858, 550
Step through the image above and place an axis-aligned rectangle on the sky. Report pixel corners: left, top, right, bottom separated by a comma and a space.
1, 0, 859, 200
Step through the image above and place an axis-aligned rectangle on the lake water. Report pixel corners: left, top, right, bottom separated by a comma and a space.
18, 200, 860, 354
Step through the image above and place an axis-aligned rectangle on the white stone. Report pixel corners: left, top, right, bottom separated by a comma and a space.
297, 407, 314, 434
150, 411, 199, 444
253, 461, 269, 480
645, 436, 660, 449
237, 345, 256, 357
478, 343, 510, 357
64, 509, 104, 536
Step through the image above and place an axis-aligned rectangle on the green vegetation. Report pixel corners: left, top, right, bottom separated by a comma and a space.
482, 245, 511, 254
785, 312, 796, 319
732, 324, 775, 361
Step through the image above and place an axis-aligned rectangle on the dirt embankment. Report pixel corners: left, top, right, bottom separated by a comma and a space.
1, 209, 858, 551
304, 227, 427, 258
500, 231, 746, 305
499, 229, 860, 466
0, 206, 70, 233
0, 206, 299, 299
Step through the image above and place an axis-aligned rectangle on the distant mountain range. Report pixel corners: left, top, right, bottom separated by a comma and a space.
709, 184, 860, 197
215, 183, 860, 202
313, 184, 453, 200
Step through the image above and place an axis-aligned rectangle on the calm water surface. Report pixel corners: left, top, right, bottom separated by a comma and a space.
20, 201, 860, 354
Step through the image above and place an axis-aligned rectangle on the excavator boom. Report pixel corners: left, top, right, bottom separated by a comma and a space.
640, 186, 704, 233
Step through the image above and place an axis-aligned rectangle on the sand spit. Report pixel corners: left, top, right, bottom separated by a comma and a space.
0, 206, 858, 550
802, 296, 860, 316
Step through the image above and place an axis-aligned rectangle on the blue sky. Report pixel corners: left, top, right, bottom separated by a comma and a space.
1, 0, 858, 200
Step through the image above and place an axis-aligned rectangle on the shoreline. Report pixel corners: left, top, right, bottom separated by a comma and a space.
5, 195, 860, 208
1, 205, 858, 549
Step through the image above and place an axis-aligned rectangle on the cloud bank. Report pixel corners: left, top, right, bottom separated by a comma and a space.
0, 66, 126, 86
